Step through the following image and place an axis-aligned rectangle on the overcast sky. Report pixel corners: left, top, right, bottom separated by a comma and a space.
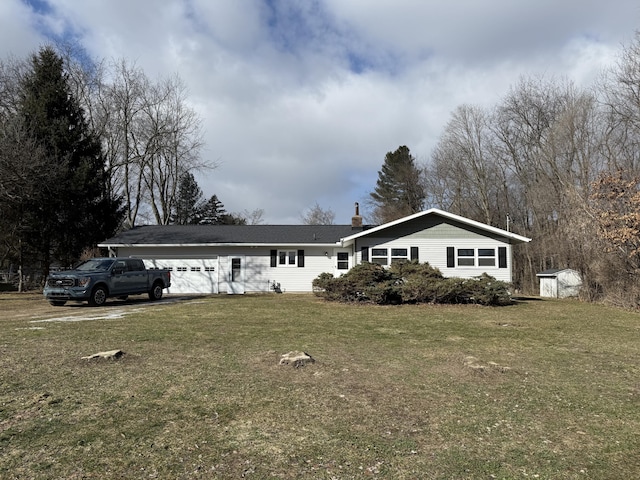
2, 1, 640, 224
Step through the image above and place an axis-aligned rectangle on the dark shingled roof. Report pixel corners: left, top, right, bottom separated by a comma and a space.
100, 224, 364, 246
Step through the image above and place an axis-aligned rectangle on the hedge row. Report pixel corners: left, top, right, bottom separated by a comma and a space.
312, 261, 512, 306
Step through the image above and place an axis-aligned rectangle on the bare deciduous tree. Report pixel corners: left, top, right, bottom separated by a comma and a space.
67, 57, 210, 228
428, 104, 502, 225
301, 202, 335, 225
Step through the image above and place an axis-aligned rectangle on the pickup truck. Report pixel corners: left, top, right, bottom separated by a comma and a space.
43, 257, 171, 307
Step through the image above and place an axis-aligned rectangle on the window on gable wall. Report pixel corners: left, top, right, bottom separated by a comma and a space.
478, 249, 496, 266
391, 248, 408, 263
447, 247, 504, 268
370, 247, 410, 265
371, 248, 388, 265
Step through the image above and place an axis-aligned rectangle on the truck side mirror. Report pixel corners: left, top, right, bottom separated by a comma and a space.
112, 267, 124, 275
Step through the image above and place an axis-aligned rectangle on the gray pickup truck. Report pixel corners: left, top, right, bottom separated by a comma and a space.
43, 257, 171, 307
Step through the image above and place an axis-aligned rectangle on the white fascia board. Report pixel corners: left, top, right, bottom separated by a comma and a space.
98, 242, 342, 248
340, 208, 531, 244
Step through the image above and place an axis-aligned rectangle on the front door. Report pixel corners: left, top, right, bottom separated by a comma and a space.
227, 256, 245, 294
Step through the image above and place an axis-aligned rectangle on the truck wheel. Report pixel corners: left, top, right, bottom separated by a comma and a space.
149, 281, 164, 301
49, 300, 67, 306
89, 286, 108, 307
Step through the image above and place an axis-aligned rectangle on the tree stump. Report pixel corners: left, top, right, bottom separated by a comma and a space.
81, 349, 125, 360
279, 351, 315, 368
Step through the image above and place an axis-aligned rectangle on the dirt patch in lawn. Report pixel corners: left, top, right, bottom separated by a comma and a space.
0, 292, 198, 323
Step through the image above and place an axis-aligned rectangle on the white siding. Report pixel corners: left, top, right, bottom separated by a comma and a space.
114, 246, 337, 294
111, 217, 520, 293
356, 236, 513, 282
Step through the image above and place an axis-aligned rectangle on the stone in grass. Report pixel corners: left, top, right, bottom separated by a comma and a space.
279, 351, 315, 368
81, 349, 125, 360
463, 355, 510, 373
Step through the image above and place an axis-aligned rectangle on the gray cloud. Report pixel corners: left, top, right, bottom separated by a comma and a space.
3, 0, 639, 223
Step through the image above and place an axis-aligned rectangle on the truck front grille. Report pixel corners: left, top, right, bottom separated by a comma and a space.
47, 278, 75, 287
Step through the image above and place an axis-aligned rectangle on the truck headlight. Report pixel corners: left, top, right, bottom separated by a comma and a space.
78, 277, 91, 288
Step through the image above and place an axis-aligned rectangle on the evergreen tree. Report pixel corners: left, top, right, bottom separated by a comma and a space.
218, 212, 247, 225
197, 194, 227, 224
18, 46, 122, 274
370, 145, 425, 223
172, 172, 204, 224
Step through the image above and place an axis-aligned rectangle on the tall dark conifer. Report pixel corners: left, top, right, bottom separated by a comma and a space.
370, 145, 425, 223
198, 194, 227, 225
19, 46, 122, 273
172, 172, 204, 224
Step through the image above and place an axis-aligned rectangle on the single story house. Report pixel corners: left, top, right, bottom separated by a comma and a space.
536, 268, 582, 298
98, 207, 531, 295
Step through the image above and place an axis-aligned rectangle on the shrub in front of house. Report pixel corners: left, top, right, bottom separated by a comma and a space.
312, 261, 512, 306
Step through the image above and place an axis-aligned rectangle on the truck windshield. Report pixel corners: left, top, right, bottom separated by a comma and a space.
75, 259, 115, 272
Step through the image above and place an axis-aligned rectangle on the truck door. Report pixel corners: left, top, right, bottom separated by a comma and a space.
125, 259, 147, 294
110, 259, 128, 295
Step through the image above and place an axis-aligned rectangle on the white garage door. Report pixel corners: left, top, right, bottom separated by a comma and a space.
143, 258, 219, 294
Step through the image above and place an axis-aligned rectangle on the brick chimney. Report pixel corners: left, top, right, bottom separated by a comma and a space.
351, 202, 363, 229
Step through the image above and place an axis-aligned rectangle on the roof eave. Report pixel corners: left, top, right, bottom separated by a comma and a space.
98, 242, 343, 248
340, 208, 531, 244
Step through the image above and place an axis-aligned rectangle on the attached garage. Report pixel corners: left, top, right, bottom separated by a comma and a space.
143, 258, 219, 294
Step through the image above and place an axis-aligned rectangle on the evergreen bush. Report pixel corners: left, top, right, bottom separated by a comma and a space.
312, 261, 512, 306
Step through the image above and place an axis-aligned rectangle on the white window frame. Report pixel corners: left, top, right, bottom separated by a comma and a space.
457, 248, 496, 267
370, 247, 410, 266
390, 248, 409, 264
371, 248, 388, 265
336, 251, 349, 270
278, 250, 298, 267
477, 248, 496, 267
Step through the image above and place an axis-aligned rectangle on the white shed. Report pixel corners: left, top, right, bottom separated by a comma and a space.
536, 268, 582, 298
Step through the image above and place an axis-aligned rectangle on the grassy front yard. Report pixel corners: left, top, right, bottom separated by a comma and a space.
1, 293, 639, 479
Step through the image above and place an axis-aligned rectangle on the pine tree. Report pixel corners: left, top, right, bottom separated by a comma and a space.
172, 172, 204, 224
18, 46, 122, 273
370, 145, 425, 223
198, 194, 227, 225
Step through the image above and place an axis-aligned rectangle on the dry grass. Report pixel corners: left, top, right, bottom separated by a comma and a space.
1, 293, 639, 479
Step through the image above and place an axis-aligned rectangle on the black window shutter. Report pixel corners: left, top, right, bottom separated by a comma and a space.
361, 246, 369, 262
270, 250, 277, 267
411, 247, 419, 261
297, 249, 305, 267
498, 247, 507, 268
446, 247, 455, 268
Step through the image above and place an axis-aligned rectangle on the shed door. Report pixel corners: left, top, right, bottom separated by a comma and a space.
227, 256, 245, 294
540, 277, 557, 298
